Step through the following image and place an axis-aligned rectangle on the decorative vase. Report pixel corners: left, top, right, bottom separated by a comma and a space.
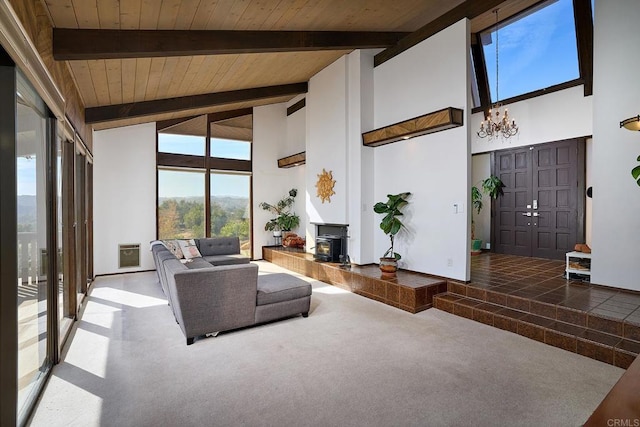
273, 230, 282, 237
379, 257, 398, 278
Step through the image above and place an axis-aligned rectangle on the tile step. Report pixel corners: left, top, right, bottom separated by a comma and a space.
434, 293, 640, 369
445, 281, 640, 342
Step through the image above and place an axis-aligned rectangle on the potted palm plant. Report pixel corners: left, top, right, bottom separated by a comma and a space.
373, 192, 411, 277
259, 189, 300, 238
471, 175, 504, 254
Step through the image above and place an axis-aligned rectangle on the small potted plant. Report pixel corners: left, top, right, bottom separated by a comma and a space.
471, 175, 504, 254
259, 189, 300, 239
373, 192, 411, 277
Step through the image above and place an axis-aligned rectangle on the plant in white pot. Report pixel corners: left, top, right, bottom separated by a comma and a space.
259, 189, 300, 239
471, 175, 504, 254
373, 192, 411, 278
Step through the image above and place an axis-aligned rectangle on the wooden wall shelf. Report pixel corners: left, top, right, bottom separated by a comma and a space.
277, 151, 306, 168
362, 107, 464, 147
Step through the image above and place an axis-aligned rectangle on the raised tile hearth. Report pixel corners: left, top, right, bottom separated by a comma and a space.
263, 246, 446, 313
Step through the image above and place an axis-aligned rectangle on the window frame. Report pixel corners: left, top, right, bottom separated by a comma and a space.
156, 109, 253, 255
471, 0, 593, 114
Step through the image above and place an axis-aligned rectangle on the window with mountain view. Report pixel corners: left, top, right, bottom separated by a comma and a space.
158, 169, 205, 240
157, 113, 253, 253
210, 173, 251, 256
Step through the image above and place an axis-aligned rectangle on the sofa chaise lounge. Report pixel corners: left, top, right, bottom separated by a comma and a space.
151, 237, 312, 345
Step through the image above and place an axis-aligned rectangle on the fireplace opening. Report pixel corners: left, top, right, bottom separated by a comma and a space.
314, 235, 343, 262
312, 223, 348, 263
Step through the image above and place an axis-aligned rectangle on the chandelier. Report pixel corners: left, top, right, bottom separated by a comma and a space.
477, 9, 519, 140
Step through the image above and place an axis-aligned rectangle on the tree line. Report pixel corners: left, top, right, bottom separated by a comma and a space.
158, 199, 249, 240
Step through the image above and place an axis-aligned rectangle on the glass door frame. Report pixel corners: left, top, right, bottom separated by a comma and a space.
60, 135, 77, 347
0, 58, 59, 426
0, 49, 20, 427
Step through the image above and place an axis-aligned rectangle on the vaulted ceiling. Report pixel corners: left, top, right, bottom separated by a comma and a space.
40, 0, 541, 130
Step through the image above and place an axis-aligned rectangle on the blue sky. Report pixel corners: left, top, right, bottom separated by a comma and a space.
17, 157, 37, 196
158, 133, 250, 159
483, 0, 579, 102
158, 133, 251, 198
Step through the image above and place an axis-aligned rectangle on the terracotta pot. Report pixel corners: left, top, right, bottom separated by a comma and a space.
379, 257, 398, 278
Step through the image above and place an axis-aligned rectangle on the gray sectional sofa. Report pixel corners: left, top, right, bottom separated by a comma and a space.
151, 237, 311, 345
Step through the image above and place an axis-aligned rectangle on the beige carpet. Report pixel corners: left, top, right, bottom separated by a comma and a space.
29, 261, 623, 427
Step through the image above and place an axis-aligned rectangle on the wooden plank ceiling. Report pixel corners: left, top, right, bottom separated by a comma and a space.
40, 0, 539, 130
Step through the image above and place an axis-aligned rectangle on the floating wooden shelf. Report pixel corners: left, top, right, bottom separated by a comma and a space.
362, 107, 464, 147
277, 151, 306, 168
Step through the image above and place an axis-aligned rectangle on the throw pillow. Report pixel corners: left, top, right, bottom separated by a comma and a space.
164, 240, 184, 259
178, 239, 202, 260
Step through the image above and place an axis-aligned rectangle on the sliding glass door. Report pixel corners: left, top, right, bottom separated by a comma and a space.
0, 45, 89, 427
16, 71, 53, 422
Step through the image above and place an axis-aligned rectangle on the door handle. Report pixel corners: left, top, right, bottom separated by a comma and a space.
522, 212, 532, 217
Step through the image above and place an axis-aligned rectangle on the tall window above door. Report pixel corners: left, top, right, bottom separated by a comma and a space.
476, 0, 583, 105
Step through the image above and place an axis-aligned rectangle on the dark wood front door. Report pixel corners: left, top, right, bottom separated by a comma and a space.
493, 139, 584, 260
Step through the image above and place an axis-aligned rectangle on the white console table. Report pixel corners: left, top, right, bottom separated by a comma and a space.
566, 251, 591, 279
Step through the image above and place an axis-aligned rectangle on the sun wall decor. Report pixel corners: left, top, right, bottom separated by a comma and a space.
315, 168, 336, 203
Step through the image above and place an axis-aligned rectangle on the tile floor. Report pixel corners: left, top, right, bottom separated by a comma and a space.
468, 253, 640, 327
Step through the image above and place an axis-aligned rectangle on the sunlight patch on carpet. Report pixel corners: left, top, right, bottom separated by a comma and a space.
90, 287, 166, 308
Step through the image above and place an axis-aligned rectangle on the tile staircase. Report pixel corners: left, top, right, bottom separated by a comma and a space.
434, 280, 640, 369
266, 247, 640, 369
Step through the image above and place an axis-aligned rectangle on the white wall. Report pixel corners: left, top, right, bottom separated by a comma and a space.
359, 51, 376, 266
306, 56, 348, 233
372, 19, 471, 281
252, 102, 306, 259
93, 123, 156, 275
591, 0, 640, 290
471, 85, 592, 155
285, 95, 308, 246
302, 50, 378, 263
346, 50, 376, 265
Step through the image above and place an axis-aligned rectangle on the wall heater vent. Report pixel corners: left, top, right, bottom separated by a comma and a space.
119, 244, 140, 268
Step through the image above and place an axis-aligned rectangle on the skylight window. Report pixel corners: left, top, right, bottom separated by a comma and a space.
480, 0, 580, 103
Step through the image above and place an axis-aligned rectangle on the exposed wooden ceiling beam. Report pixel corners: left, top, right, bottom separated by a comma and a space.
375, 0, 505, 67
53, 29, 410, 60
85, 83, 307, 124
